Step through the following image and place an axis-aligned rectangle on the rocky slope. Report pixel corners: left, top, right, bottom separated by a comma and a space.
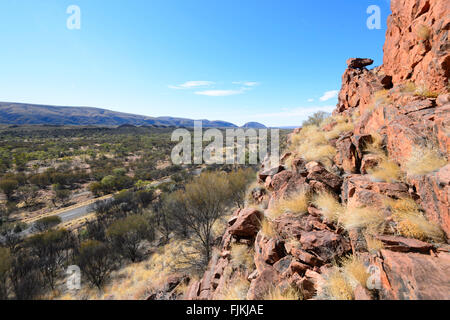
183, 0, 450, 300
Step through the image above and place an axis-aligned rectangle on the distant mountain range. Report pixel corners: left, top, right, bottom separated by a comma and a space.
0, 102, 267, 129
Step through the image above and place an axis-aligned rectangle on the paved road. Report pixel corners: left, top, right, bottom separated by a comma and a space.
57, 203, 96, 222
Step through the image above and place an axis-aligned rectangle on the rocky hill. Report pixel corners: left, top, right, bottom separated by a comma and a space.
0, 102, 240, 128
241, 122, 267, 129
182, 0, 450, 300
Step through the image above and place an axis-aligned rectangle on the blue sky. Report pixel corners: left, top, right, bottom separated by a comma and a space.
0, 0, 391, 127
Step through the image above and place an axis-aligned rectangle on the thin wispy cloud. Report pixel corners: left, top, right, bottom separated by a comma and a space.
319, 90, 339, 101
169, 81, 215, 89
169, 80, 261, 97
307, 98, 314, 102
233, 81, 260, 87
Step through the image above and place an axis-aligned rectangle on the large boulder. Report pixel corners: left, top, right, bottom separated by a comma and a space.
228, 208, 263, 238
347, 58, 374, 69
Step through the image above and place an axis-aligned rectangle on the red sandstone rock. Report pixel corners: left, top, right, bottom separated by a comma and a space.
375, 235, 433, 253
228, 208, 263, 238
347, 58, 374, 69
334, 133, 359, 173
383, 0, 450, 93
408, 165, 450, 238
306, 161, 343, 191
342, 174, 410, 208
379, 249, 450, 300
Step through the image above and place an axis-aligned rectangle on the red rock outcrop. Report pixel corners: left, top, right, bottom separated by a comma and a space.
185, 0, 450, 301
383, 0, 450, 93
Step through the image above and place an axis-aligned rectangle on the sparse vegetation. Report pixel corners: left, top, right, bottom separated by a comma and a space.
263, 285, 302, 300
364, 233, 384, 253
341, 206, 385, 235
385, 197, 445, 242
340, 255, 369, 288
312, 192, 344, 223
367, 156, 402, 183
373, 89, 391, 106
416, 24, 431, 41
267, 189, 310, 219
260, 218, 277, 238
363, 132, 385, 155
290, 124, 337, 168
405, 144, 447, 176
230, 244, 254, 270
323, 117, 354, 140
302, 111, 330, 127
218, 275, 250, 300
320, 268, 354, 300
320, 254, 369, 300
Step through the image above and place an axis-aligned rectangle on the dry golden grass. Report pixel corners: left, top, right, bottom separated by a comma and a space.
56, 239, 202, 300
363, 132, 385, 155
415, 85, 439, 98
263, 285, 302, 300
267, 189, 310, 219
230, 244, 254, 270
324, 120, 354, 140
405, 144, 448, 176
401, 81, 417, 94
218, 275, 250, 300
368, 157, 402, 182
341, 206, 385, 235
341, 255, 369, 288
364, 233, 384, 253
373, 89, 391, 106
212, 214, 232, 238
385, 197, 445, 242
312, 192, 344, 223
290, 124, 337, 168
260, 218, 277, 238
416, 24, 431, 40
298, 144, 337, 167
321, 269, 354, 300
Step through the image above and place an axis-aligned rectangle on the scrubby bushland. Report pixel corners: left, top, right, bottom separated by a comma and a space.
25, 229, 75, 290
76, 240, 116, 290
106, 214, 153, 262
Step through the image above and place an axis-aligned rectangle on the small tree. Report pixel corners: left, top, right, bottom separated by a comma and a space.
26, 229, 74, 290
227, 168, 255, 208
106, 215, 151, 262
55, 189, 71, 206
0, 179, 19, 201
0, 247, 12, 299
302, 111, 330, 127
16, 185, 39, 207
76, 240, 116, 290
9, 250, 43, 300
177, 172, 231, 268
33, 216, 62, 233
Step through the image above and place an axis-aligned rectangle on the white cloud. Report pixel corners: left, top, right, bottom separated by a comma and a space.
194, 89, 245, 97
319, 90, 339, 101
307, 98, 314, 102
169, 81, 215, 89
233, 81, 260, 87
